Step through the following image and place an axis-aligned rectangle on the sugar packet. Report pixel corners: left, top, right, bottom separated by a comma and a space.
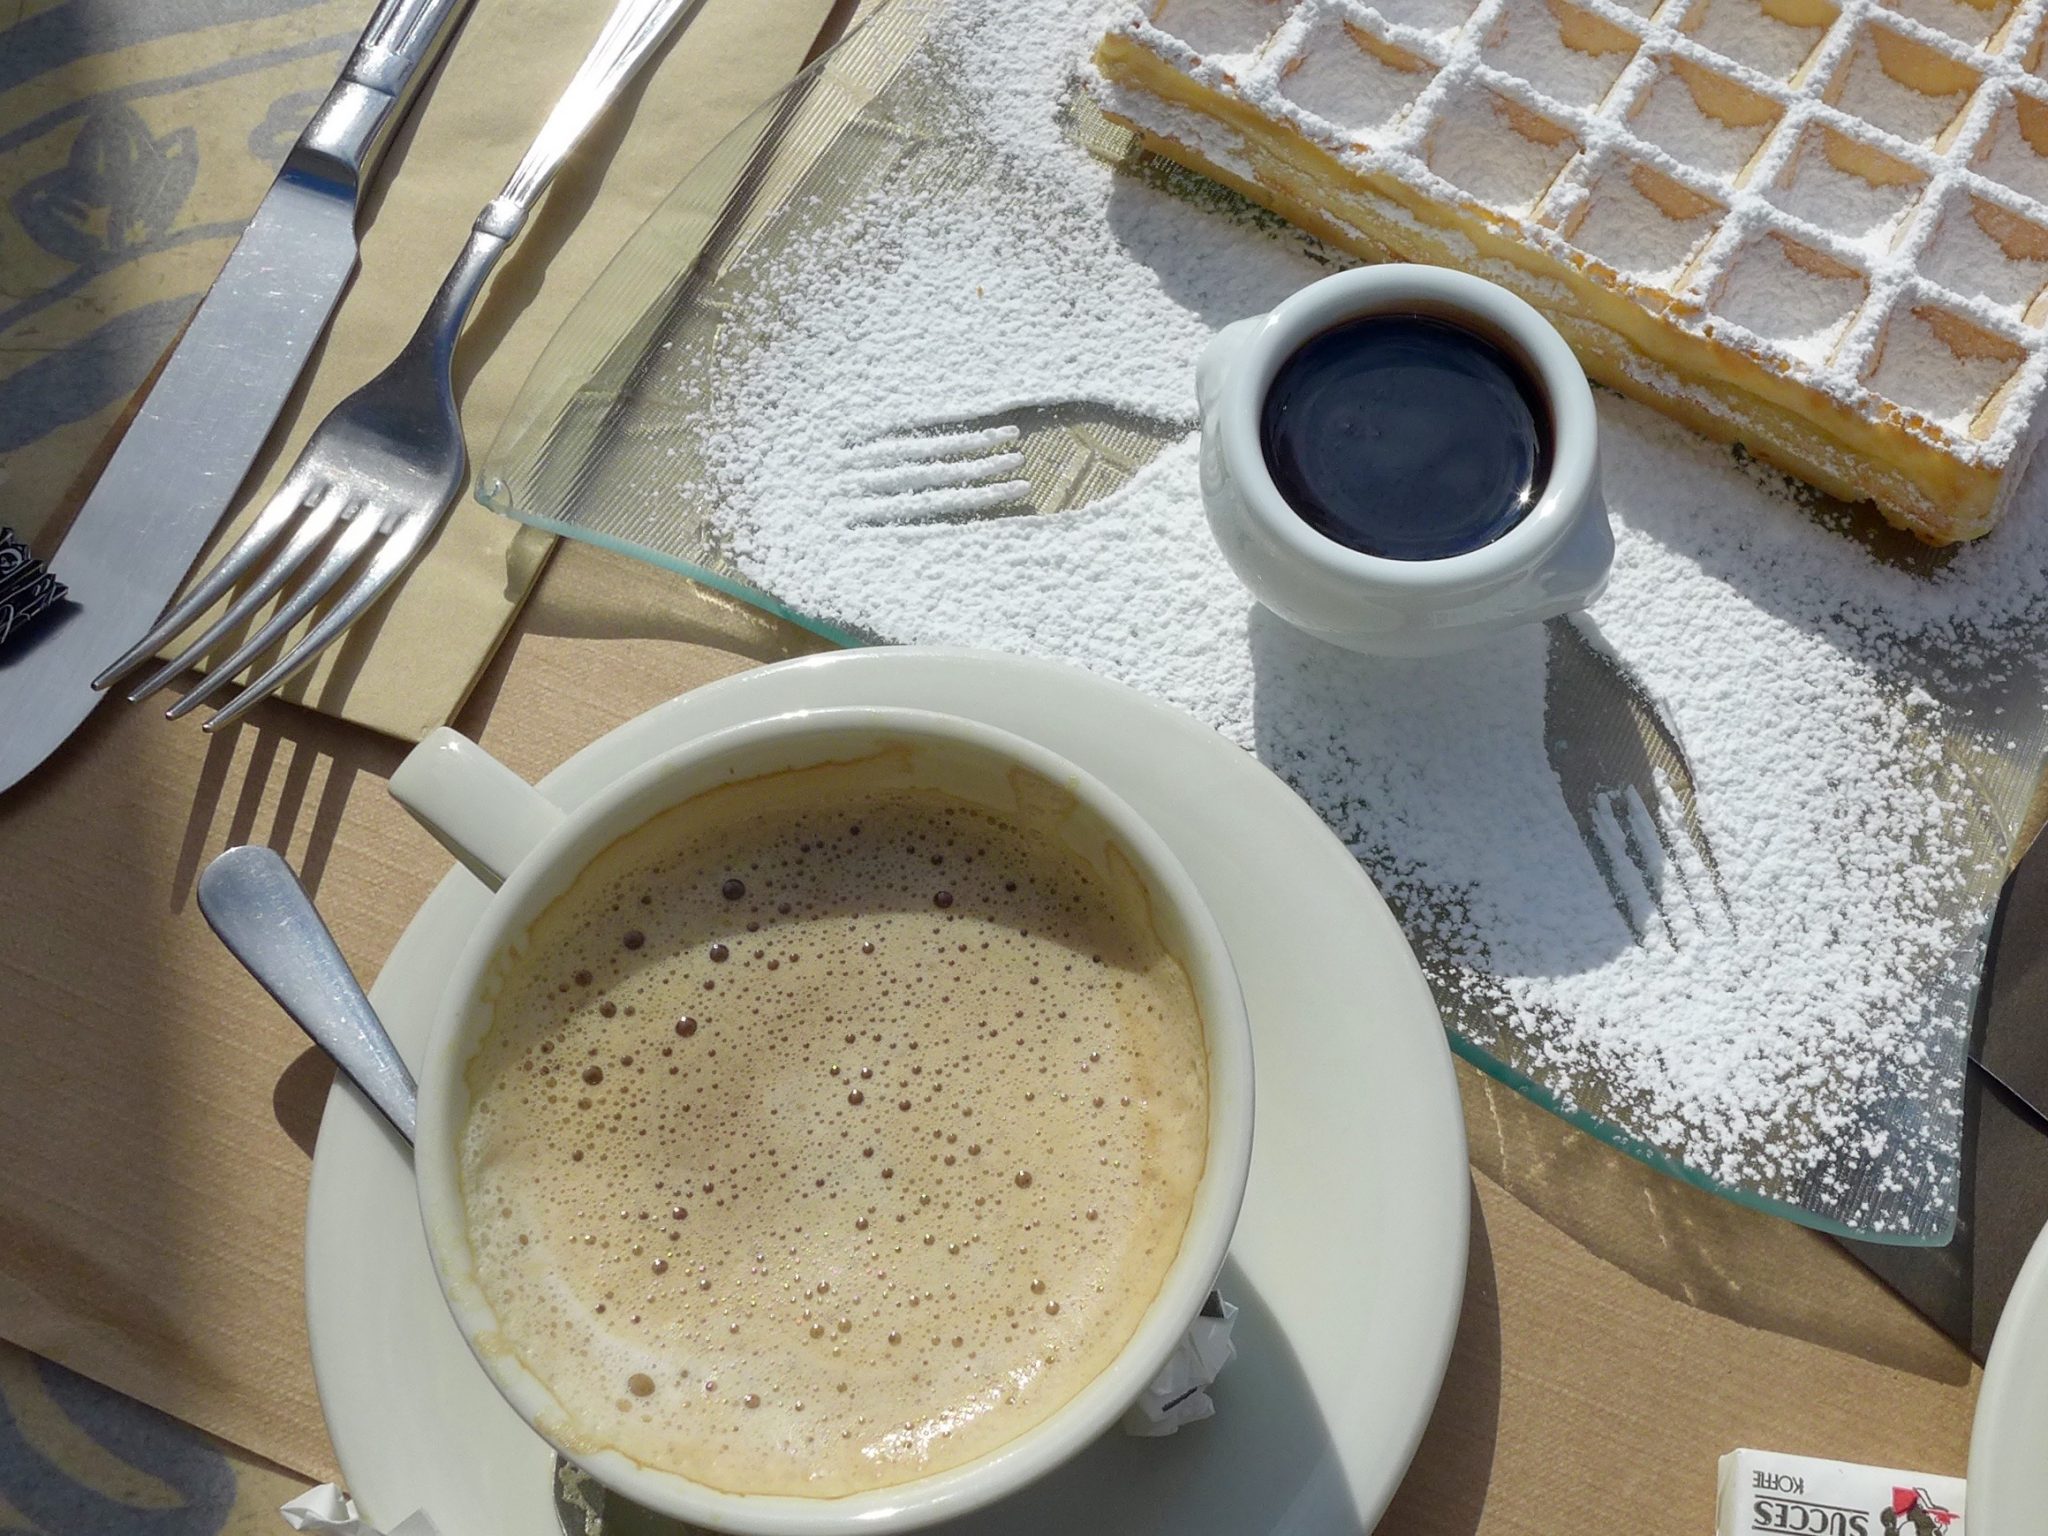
1717, 1449, 1964, 1535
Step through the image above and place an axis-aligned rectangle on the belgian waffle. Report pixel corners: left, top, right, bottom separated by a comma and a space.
1091, 0, 2048, 541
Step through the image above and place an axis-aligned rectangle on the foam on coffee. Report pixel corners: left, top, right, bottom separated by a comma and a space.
458, 756, 1209, 1497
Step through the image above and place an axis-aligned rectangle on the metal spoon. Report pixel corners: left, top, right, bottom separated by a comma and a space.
199, 845, 417, 1145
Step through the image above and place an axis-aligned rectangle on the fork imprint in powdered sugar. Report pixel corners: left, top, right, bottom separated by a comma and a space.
1578, 773, 1736, 946
1543, 613, 1735, 946
838, 401, 1190, 524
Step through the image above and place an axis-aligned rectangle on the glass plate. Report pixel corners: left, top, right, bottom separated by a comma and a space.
478, 0, 2048, 1242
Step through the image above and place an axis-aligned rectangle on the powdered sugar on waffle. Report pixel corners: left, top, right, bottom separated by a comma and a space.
692, 0, 2048, 1228
1101, 0, 2048, 492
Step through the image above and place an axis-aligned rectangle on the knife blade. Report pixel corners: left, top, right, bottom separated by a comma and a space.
1844, 818, 2048, 1356
0, 0, 475, 796
1977, 820, 2048, 1128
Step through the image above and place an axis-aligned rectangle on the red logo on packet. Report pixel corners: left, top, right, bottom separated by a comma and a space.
1888, 1487, 1959, 1531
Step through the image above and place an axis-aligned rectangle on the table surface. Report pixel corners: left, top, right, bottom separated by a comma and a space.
0, 534, 1983, 1534
0, 0, 1987, 1528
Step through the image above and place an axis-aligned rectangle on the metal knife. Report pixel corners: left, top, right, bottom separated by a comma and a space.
1844, 828, 2048, 1356
0, 0, 475, 795
1976, 823, 2048, 1129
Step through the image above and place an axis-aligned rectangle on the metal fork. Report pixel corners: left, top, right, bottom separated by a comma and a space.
837, 402, 1191, 525
93, 0, 705, 731
1544, 613, 1733, 945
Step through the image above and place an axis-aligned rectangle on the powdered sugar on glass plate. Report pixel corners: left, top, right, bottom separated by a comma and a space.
678, 0, 2048, 1232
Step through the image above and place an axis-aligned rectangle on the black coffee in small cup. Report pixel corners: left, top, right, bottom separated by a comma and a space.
1258, 313, 1552, 561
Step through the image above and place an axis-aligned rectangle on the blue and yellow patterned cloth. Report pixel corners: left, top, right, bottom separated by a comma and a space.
0, 1341, 306, 1535
2, 0, 363, 553
1, 5, 360, 1525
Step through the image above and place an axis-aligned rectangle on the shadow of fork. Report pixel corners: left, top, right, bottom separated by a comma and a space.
838, 401, 1191, 525
1543, 613, 1733, 946
839, 406, 1733, 953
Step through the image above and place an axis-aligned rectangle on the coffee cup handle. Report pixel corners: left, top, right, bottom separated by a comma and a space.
389, 728, 567, 892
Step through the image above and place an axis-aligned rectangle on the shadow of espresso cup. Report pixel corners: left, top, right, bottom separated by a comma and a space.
388, 708, 1254, 1534
1199, 264, 1613, 655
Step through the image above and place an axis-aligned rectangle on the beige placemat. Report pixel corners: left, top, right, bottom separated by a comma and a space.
0, 540, 828, 1483
0, 534, 1981, 1509
4, 0, 841, 742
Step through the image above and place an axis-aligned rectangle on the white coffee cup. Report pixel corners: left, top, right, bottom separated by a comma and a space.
388, 707, 1255, 1534
1199, 264, 1613, 655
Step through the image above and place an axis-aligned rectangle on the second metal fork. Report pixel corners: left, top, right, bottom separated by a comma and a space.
94, 0, 704, 730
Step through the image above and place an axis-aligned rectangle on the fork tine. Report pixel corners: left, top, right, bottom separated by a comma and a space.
1589, 789, 1661, 942
1645, 771, 1732, 939
841, 425, 1021, 469
843, 479, 1036, 526
161, 510, 383, 721
123, 485, 351, 705
92, 471, 320, 690
202, 513, 438, 734
855, 450, 1028, 497
1618, 784, 1695, 949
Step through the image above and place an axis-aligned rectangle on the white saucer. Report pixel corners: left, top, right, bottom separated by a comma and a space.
1968, 1215, 2048, 1529
304, 648, 1469, 1534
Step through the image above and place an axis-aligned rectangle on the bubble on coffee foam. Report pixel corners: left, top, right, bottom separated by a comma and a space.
457, 772, 1207, 1496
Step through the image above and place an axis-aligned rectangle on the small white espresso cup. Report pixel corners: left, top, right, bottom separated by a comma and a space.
388, 707, 1255, 1535
1198, 264, 1612, 656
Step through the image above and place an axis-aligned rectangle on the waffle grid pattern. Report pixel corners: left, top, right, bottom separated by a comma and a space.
1100, 0, 2048, 535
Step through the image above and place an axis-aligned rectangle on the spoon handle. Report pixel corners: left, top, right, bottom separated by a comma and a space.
199, 845, 418, 1145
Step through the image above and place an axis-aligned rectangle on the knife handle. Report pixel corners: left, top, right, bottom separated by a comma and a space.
358, 0, 468, 62
293, 0, 477, 189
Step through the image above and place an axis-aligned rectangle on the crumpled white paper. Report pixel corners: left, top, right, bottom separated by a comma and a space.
282, 1484, 442, 1536
1121, 1293, 1239, 1436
